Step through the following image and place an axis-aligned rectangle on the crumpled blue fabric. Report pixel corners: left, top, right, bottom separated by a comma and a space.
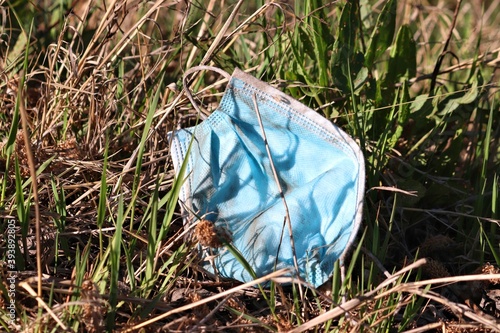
170, 68, 364, 287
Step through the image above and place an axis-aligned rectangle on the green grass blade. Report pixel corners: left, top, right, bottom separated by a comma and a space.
331, 1, 359, 67
107, 193, 124, 330
364, 0, 397, 68
144, 182, 160, 297
97, 137, 109, 258
386, 24, 417, 85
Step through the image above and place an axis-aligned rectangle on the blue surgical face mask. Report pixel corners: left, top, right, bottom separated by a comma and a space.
169, 67, 365, 287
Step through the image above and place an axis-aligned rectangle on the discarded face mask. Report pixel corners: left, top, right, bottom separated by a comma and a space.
169, 66, 365, 288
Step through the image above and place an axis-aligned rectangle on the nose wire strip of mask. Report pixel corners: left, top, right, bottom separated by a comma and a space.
183, 66, 232, 121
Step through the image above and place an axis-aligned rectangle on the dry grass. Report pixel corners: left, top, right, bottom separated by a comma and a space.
0, 0, 499, 332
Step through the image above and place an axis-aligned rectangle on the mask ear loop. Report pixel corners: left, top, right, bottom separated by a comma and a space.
181, 66, 232, 282
183, 66, 232, 120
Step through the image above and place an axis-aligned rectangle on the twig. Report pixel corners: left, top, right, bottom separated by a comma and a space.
251, 93, 304, 301
429, 0, 462, 94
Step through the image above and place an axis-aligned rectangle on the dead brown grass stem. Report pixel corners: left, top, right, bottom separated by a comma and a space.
112, 1, 246, 195
407, 288, 500, 331
221, 2, 279, 54
251, 93, 304, 302
398, 273, 500, 288
185, 0, 217, 69
290, 260, 500, 333
75, 0, 170, 97
400, 322, 445, 333
145, 3, 266, 131
288, 259, 428, 333
17, 76, 43, 298
197, 0, 244, 67
122, 268, 291, 332
18, 280, 68, 331
62, 149, 170, 210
